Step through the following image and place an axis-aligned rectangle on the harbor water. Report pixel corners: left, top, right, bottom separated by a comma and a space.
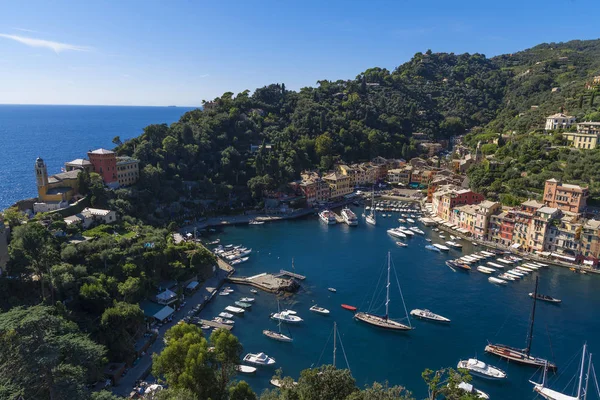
202, 206, 600, 399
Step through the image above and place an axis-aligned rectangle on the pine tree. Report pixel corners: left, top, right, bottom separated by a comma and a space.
591, 92, 596, 107
579, 95, 584, 109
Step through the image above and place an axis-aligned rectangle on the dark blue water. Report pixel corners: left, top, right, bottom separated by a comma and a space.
202, 208, 600, 399
0, 105, 195, 210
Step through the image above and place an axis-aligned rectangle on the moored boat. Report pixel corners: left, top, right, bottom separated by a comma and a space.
426, 244, 441, 252
341, 208, 358, 226
219, 312, 234, 319
235, 301, 252, 308
529, 293, 562, 304
236, 365, 257, 374
239, 297, 255, 303
457, 382, 490, 399
328, 287, 337, 292
410, 308, 450, 323
445, 241, 463, 249
243, 352, 276, 366
457, 358, 507, 380
213, 317, 235, 325
488, 276, 508, 285
271, 311, 303, 324
477, 266, 496, 274
225, 306, 245, 314
396, 241, 408, 247
432, 243, 450, 251
341, 304, 357, 311
387, 228, 407, 238
319, 210, 337, 224
309, 305, 330, 315
262, 329, 293, 342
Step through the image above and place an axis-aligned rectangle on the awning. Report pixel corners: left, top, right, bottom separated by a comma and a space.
156, 289, 177, 302
584, 260, 594, 266
550, 253, 576, 262
153, 306, 174, 322
511, 243, 522, 249
535, 250, 551, 256
186, 281, 199, 290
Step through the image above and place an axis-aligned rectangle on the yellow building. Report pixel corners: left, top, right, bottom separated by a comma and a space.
34, 157, 80, 213
323, 172, 353, 200
116, 156, 140, 186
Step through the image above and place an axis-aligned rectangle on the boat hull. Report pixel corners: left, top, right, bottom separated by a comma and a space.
262, 330, 293, 342
485, 344, 557, 370
354, 312, 412, 331
341, 304, 357, 311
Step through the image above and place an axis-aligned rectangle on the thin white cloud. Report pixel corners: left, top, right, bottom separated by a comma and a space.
12, 27, 41, 34
199, 74, 209, 78
0, 33, 91, 53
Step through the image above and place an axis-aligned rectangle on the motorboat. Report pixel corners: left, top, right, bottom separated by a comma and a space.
225, 306, 245, 314
396, 241, 408, 247
243, 352, 276, 366
406, 218, 415, 223
489, 277, 508, 285
410, 309, 450, 323
219, 291, 230, 296
498, 273, 516, 281
341, 208, 358, 226
319, 210, 337, 225
328, 287, 337, 293
399, 228, 415, 236
236, 365, 257, 374
271, 311, 303, 324
263, 329, 293, 342
309, 305, 330, 315
457, 382, 489, 399
250, 289, 258, 294
445, 241, 462, 249
508, 269, 524, 277
235, 301, 252, 308
239, 297, 255, 303
425, 238, 432, 242
270, 379, 298, 388
457, 358, 507, 380
213, 317, 235, 325
341, 304, 357, 311
230, 257, 249, 265
248, 220, 265, 225
387, 228, 407, 239
425, 244, 441, 252
505, 270, 522, 279
432, 243, 450, 251
487, 261, 505, 269
219, 312, 234, 319
409, 227, 424, 234
529, 293, 561, 304
477, 266, 496, 274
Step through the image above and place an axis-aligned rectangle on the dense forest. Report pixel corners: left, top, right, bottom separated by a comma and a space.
108, 39, 600, 219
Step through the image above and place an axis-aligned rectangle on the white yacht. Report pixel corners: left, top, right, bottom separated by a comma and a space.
477, 266, 496, 274
243, 352, 276, 366
399, 228, 414, 236
271, 311, 303, 324
225, 306, 245, 314
489, 276, 508, 285
236, 365, 257, 374
309, 305, 330, 315
409, 226, 425, 234
387, 228, 407, 239
239, 297, 255, 303
432, 243, 450, 251
445, 241, 462, 249
410, 309, 450, 323
319, 210, 337, 225
457, 382, 489, 399
341, 208, 358, 226
366, 188, 376, 225
457, 358, 507, 380
219, 312, 234, 319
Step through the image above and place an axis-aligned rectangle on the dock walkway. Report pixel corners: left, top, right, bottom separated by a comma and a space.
275, 269, 306, 280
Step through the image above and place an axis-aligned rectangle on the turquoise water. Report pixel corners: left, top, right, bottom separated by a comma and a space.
202, 207, 600, 399
0, 105, 195, 210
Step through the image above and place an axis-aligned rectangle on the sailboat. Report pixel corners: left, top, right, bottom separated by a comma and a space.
366, 187, 376, 226
354, 252, 413, 331
485, 276, 556, 370
264, 300, 293, 342
530, 343, 600, 400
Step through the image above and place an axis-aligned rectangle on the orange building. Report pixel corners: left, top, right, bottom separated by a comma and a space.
88, 148, 118, 187
543, 179, 588, 213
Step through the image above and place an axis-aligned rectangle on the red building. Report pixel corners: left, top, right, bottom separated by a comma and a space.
88, 148, 118, 186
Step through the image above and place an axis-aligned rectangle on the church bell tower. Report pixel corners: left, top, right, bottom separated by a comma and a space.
35, 157, 48, 199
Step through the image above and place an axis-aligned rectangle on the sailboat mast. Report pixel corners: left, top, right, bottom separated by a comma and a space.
584, 353, 592, 400
526, 276, 539, 356
578, 343, 588, 399
385, 252, 391, 320
333, 322, 337, 368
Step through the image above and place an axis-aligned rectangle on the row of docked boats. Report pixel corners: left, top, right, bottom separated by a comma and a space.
214, 244, 252, 264
319, 207, 358, 226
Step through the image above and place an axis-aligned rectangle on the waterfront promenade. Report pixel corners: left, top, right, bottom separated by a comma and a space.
112, 260, 233, 397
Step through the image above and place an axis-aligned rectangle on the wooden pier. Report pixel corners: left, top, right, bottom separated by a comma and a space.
199, 319, 233, 331
275, 269, 306, 280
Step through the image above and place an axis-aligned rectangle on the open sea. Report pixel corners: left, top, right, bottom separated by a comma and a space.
0, 105, 195, 210
203, 209, 600, 399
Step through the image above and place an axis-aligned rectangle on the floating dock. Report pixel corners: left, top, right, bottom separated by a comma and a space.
227, 272, 299, 293
198, 319, 233, 331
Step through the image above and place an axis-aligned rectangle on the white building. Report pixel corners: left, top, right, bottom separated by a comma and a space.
64, 207, 118, 228
545, 113, 576, 131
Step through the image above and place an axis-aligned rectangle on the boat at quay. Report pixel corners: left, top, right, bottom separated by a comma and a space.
199, 206, 599, 399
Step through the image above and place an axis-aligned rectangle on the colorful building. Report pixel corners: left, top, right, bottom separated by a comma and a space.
543, 179, 588, 213
323, 172, 353, 200
116, 156, 140, 186
34, 157, 80, 213
291, 171, 330, 206
432, 185, 485, 222
88, 148, 118, 187
473, 200, 501, 240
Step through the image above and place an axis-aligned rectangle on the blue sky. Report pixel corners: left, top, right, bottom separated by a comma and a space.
0, 0, 598, 106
